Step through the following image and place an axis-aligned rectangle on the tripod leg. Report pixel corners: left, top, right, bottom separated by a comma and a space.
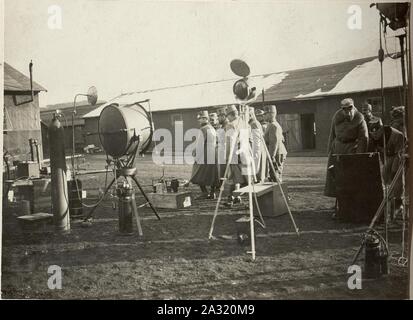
131, 193, 143, 236
83, 177, 116, 221
208, 132, 238, 239
255, 129, 299, 235
131, 175, 161, 220
263, 142, 299, 235
350, 160, 404, 265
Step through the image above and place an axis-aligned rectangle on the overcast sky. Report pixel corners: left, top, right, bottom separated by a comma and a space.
4, 0, 401, 106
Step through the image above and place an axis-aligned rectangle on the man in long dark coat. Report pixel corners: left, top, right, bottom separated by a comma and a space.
190, 110, 219, 199
324, 98, 369, 197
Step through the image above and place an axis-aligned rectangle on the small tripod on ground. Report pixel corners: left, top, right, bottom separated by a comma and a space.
83, 144, 160, 235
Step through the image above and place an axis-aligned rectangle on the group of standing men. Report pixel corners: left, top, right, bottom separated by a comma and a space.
190, 104, 287, 207
324, 98, 406, 217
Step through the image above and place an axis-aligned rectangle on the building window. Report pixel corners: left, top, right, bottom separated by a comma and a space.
366, 97, 382, 116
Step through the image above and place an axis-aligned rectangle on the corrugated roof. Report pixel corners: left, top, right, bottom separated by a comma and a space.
83, 55, 403, 119
262, 56, 403, 101
4, 62, 47, 92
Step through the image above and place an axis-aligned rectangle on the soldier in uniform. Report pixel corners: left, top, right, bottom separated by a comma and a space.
362, 103, 382, 152
217, 107, 229, 129
369, 120, 405, 218
263, 105, 287, 183
248, 107, 263, 180
390, 106, 406, 134
362, 103, 382, 130
224, 104, 245, 206
255, 109, 267, 133
216, 107, 228, 185
190, 110, 219, 199
324, 98, 369, 198
209, 112, 220, 131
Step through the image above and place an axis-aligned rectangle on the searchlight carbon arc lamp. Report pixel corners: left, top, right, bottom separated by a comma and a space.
231, 59, 256, 102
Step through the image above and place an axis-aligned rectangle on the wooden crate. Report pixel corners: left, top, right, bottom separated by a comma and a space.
233, 182, 289, 217
146, 192, 192, 209
17, 162, 40, 179
17, 213, 53, 232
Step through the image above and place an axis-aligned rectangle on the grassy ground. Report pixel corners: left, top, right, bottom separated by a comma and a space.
1, 155, 409, 299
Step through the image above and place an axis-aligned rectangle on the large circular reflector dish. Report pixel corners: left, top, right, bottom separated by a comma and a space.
230, 59, 250, 77
87, 86, 98, 106
98, 103, 153, 158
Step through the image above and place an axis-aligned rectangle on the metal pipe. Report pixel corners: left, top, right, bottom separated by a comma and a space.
34, 140, 41, 168
29, 60, 34, 101
29, 138, 35, 161
49, 114, 70, 232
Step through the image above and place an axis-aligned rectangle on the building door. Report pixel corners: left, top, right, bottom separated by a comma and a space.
300, 113, 316, 149
277, 114, 302, 152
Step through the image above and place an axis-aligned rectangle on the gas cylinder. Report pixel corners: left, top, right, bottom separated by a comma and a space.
117, 183, 133, 235
379, 243, 389, 275
364, 234, 381, 279
49, 114, 70, 232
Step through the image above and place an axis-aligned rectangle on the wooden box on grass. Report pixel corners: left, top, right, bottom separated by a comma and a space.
17, 213, 53, 232
146, 191, 192, 209
17, 161, 40, 179
7, 178, 51, 214
233, 182, 289, 217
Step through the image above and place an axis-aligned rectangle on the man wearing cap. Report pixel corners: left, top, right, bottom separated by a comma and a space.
224, 104, 245, 206
209, 112, 220, 131
217, 107, 229, 129
362, 103, 383, 151
369, 120, 405, 218
324, 98, 369, 197
362, 103, 382, 131
263, 105, 288, 182
216, 107, 229, 186
390, 106, 406, 134
190, 110, 219, 199
255, 109, 267, 133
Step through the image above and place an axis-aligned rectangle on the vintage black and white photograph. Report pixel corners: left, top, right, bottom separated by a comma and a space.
0, 0, 412, 301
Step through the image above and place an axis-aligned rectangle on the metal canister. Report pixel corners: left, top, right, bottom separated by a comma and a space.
379, 245, 389, 275
67, 179, 83, 218
118, 184, 133, 235
20, 200, 32, 216
364, 235, 381, 279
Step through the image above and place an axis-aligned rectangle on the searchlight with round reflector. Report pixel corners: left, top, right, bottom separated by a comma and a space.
98, 102, 153, 158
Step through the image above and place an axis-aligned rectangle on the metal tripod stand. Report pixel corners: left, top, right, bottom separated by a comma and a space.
208, 103, 299, 260
83, 146, 160, 234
